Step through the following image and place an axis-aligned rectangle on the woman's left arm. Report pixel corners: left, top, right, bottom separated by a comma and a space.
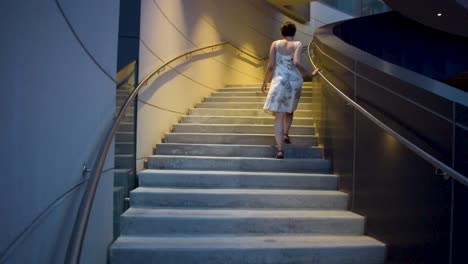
294, 42, 320, 77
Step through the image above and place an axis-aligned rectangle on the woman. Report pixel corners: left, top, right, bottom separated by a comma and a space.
261, 21, 319, 159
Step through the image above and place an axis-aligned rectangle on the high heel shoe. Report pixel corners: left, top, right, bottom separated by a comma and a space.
283, 134, 291, 144
275, 150, 284, 159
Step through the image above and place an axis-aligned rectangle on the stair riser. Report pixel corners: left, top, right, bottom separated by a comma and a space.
211, 92, 319, 97
217, 87, 319, 92
111, 247, 385, 264
116, 99, 136, 106
117, 123, 135, 133
225, 83, 320, 87
181, 117, 314, 125
116, 133, 134, 142
196, 102, 319, 110
119, 115, 134, 122
116, 107, 135, 113
131, 192, 348, 209
163, 134, 317, 146
115, 156, 134, 169
139, 172, 336, 189
117, 90, 130, 95
148, 157, 330, 173
120, 216, 364, 236
172, 124, 315, 135
154, 144, 322, 158
117, 94, 128, 100
188, 109, 317, 117
203, 97, 320, 103
115, 143, 134, 154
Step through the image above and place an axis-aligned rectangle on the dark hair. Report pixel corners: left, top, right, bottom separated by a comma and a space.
280, 21, 296, 37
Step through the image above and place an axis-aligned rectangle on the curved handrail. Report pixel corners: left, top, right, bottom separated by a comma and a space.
307, 40, 468, 187
65, 42, 267, 264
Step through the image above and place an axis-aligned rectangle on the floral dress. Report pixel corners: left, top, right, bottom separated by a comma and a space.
263, 41, 303, 114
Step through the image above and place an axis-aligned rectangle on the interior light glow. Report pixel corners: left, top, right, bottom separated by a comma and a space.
437, 13, 442, 16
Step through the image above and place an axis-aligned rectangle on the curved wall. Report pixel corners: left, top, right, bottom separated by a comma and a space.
136, 0, 317, 171
313, 20, 468, 264
0, 1, 118, 263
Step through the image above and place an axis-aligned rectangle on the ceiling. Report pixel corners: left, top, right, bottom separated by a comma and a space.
267, 0, 468, 37
382, 0, 468, 37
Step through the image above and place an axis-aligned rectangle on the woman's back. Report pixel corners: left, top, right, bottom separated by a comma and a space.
275, 39, 298, 57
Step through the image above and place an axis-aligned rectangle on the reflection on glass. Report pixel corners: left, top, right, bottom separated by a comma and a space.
319, 0, 390, 17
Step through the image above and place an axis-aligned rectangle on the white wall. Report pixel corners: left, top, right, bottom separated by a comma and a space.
0, 0, 119, 263
137, 0, 319, 171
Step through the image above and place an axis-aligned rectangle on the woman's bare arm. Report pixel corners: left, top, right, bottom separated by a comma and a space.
293, 42, 309, 77
261, 41, 277, 93
293, 42, 321, 77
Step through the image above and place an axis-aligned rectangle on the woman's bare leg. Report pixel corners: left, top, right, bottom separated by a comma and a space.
275, 112, 285, 151
283, 112, 294, 136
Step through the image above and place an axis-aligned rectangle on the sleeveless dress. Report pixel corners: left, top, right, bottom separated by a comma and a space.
263, 41, 303, 114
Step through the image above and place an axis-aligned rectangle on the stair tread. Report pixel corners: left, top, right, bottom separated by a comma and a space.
157, 142, 319, 145
166, 132, 316, 137
140, 169, 335, 177
133, 187, 346, 196
190, 108, 316, 112
112, 234, 384, 249
123, 207, 362, 219
174, 123, 314, 128
149, 155, 322, 160
204, 96, 315, 99
185, 115, 314, 119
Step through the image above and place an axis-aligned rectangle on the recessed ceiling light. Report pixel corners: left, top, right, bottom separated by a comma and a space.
437, 13, 442, 16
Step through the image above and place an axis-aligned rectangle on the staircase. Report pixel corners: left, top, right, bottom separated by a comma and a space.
110, 82, 385, 263
113, 87, 137, 238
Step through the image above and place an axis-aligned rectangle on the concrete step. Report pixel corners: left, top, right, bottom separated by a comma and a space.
188, 108, 317, 118
111, 235, 385, 264
225, 82, 320, 88
115, 154, 134, 169
130, 187, 347, 209
162, 133, 317, 146
147, 156, 330, 173
117, 99, 136, 106
117, 90, 131, 96
117, 122, 135, 133
195, 102, 319, 110
210, 91, 319, 97
154, 143, 322, 158
172, 123, 315, 135
119, 208, 364, 236
203, 96, 320, 103
113, 113, 135, 122
180, 116, 314, 126
115, 106, 135, 114
139, 169, 336, 189
116, 132, 134, 142
217, 87, 319, 92
117, 94, 128, 100
116, 142, 134, 154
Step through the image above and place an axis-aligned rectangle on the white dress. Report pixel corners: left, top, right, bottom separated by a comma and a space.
263, 41, 303, 114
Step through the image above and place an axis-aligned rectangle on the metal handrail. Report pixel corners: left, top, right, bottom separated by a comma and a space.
307, 40, 468, 187
65, 42, 267, 264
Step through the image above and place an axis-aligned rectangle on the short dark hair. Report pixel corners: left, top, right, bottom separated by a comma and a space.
280, 21, 296, 37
